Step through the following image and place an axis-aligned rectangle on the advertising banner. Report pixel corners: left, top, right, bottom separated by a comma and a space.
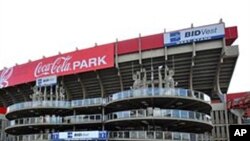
36, 75, 57, 87
0, 44, 114, 89
51, 131, 107, 140
164, 23, 225, 46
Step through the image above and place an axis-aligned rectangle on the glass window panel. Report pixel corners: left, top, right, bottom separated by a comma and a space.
123, 91, 129, 98
117, 112, 123, 118
200, 93, 204, 100
164, 132, 172, 140
196, 113, 201, 120
139, 131, 145, 139
189, 111, 195, 119
164, 89, 171, 96
96, 115, 101, 120
156, 131, 163, 139
118, 92, 122, 100
138, 109, 145, 117
130, 110, 136, 118
123, 111, 130, 118
154, 88, 160, 96
130, 132, 137, 138
90, 115, 95, 120
173, 110, 180, 118
173, 133, 181, 140
147, 132, 154, 139
118, 132, 123, 138
165, 110, 172, 117
153, 108, 161, 117
124, 131, 129, 138
179, 89, 187, 96
147, 88, 153, 96
182, 133, 190, 141
113, 94, 118, 100
181, 111, 188, 118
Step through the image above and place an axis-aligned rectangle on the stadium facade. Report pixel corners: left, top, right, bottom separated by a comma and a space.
0, 21, 239, 141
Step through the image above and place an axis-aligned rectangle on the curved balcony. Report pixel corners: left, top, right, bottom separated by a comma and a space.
71, 98, 103, 114
105, 108, 212, 133
106, 88, 211, 103
5, 114, 102, 135
71, 98, 103, 107
9, 131, 212, 141
6, 98, 104, 119
6, 100, 71, 119
109, 130, 212, 141
7, 133, 50, 141
105, 88, 211, 114
7, 100, 71, 113
64, 114, 102, 124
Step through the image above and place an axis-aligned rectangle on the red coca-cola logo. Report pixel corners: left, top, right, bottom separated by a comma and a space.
0, 67, 13, 88
34, 56, 72, 77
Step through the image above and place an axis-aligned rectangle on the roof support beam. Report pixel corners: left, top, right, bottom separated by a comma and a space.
96, 71, 105, 98
61, 77, 71, 100
26, 83, 34, 101
219, 19, 230, 141
189, 23, 196, 91
17, 85, 30, 102
0, 93, 7, 107
17, 88, 28, 102
115, 39, 124, 92
25, 84, 33, 101
138, 34, 142, 65
5, 89, 16, 105
164, 29, 168, 61
77, 75, 87, 99
189, 42, 196, 91
213, 26, 227, 101
117, 69, 124, 92
94, 43, 105, 98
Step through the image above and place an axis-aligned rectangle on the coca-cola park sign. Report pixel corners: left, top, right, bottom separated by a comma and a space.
0, 44, 114, 89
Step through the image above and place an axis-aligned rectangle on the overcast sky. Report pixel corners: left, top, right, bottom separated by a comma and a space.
0, 0, 249, 93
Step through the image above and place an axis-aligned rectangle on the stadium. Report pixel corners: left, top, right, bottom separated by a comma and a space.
0, 21, 240, 141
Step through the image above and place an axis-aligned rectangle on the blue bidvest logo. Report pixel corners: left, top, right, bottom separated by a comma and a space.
170, 32, 181, 42
51, 133, 59, 140
99, 131, 107, 139
68, 132, 73, 139
37, 78, 42, 86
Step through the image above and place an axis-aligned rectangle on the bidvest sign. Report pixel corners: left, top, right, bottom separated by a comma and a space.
164, 23, 225, 46
0, 44, 114, 89
51, 131, 107, 140
36, 75, 57, 87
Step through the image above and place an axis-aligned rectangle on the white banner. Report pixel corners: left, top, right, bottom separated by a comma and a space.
51, 131, 107, 140
36, 75, 57, 87
164, 23, 225, 46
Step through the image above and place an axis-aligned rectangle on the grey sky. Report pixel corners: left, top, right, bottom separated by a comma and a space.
0, 0, 249, 93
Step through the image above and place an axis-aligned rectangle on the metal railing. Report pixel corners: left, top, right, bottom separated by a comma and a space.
6, 98, 103, 114
64, 114, 102, 123
7, 88, 211, 114
8, 114, 102, 127
71, 97, 103, 107
7, 107, 212, 129
6, 131, 212, 141
109, 130, 212, 141
106, 108, 212, 124
106, 88, 211, 104
7, 100, 71, 113
7, 133, 50, 141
